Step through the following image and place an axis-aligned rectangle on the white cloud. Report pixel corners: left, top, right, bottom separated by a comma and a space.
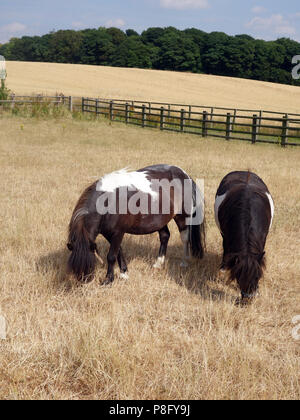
251, 6, 267, 14
1, 22, 27, 34
246, 14, 296, 37
105, 19, 125, 28
160, 0, 209, 10
0, 22, 27, 44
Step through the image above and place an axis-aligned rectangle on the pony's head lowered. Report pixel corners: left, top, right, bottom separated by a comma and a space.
67, 183, 100, 282
225, 242, 266, 300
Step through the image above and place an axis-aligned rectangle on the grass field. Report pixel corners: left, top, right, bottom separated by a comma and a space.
0, 111, 299, 400
6, 61, 300, 114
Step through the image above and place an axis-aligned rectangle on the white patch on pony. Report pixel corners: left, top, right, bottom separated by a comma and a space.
214, 193, 227, 231
153, 256, 165, 269
266, 192, 274, 228
96, 169, 158, 198
119, 272, 129, 280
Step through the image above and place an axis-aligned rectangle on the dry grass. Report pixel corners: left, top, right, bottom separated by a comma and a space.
6, 61, 300, 114
0, 113, 299, 400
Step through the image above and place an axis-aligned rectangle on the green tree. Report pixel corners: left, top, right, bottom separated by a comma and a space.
80, 28, 115, 65
202, 32, 229, 75
251, 40, 285, 82
222, 37, 255, 78
47, 30, 83, 63
154, 27, 201, 72
110, 36, 152, 68
141, 27, 166, 46
126, 29, 139, 37
106, 27, 126, 46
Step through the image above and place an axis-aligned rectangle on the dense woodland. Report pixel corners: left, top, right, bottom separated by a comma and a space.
1, 26, 300, 86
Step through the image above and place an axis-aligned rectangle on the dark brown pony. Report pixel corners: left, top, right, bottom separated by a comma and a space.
67, 164, 205, 284
214, 171, 274, 301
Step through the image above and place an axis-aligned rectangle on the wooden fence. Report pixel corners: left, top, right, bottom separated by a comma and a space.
82, 98, 300, 147
1, 95, 300, 147
0, 94, 74, 110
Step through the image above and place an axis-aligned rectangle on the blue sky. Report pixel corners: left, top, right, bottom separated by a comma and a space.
0, 0, 300, 44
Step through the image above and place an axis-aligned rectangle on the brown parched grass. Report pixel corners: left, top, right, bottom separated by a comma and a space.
6, 61, 300, 114
0, 112, 299, 400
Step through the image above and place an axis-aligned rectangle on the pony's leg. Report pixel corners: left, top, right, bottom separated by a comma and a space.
174, 216, 190, 268
153, 225, 170, 269
103, 233, 124, 285
218, 237, 228, 278
117, 246, 129, 280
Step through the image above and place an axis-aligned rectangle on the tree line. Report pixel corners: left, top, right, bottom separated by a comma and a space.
1, 26, 299, 86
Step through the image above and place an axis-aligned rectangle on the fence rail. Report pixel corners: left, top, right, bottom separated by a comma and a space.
1, 95, 300, 146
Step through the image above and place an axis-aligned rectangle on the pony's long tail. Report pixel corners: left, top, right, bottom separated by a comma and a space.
68, 218, 96, 282
188, 179, 206, 258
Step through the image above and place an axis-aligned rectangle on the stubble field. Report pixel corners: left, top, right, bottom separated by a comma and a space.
6, 61, 300, 114
0, 112, 299, 399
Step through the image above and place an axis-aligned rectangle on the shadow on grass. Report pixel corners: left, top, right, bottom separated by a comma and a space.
36, 234, 237, 302
36, 248, 73, 291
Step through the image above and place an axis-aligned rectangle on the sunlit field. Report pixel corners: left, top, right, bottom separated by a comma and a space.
0, 113, 299, 400
6, 61, 300, 114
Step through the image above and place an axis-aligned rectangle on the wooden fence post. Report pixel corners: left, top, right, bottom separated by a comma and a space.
258, 110, 262, 133
142, 105, 146, 128
231, 109, 237, 132
180, 109, 185, 132
281, 114, 288, 147
226, 113, 231, 141
252, 114, 258, 144
160, 107, 165, 130
202, 111, 208, 137
11, 93, 15, 109
81, 97, 85, 113
95, 99, 99, 116
125, 103, 129, 124
69, 96, 73, 112
109, 101, 114, 121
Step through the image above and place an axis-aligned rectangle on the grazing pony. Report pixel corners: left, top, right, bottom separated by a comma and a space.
67, 164, 205, 284
214, 171, 274, 301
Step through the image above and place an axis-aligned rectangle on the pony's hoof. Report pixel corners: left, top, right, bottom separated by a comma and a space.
101, 278, 113, 287
119, 272, 129, 280
235, 297, 253, 307
153, 256, 165, 269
